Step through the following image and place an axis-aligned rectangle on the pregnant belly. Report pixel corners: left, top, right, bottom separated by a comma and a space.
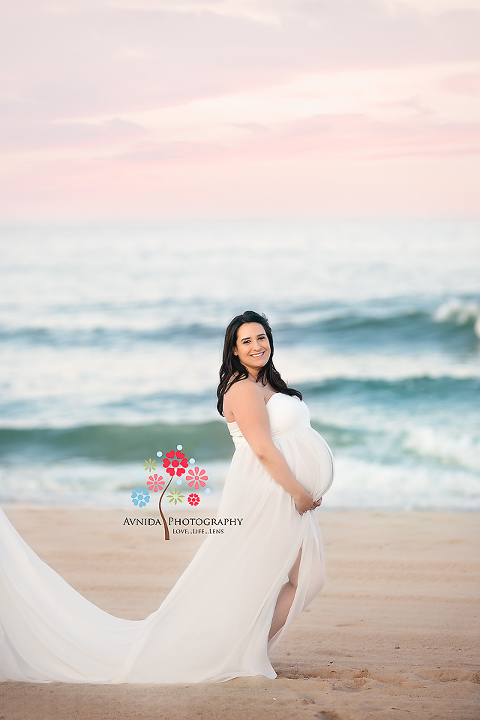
276, 427, 334, 501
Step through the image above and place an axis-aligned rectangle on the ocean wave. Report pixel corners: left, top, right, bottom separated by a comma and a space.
0, 459, 228, 508
1, 387, 478, 474
303, 376, 480, 405
0, 422, 234, 463
402, 426, 480, 473
0, 416, 368, 466
0, 323, 221, 347
1, 416, 478, 510
325, 456, 480, 511
1, 297, 479, 349
0, 417, 386, 465
434, 298, 480, 339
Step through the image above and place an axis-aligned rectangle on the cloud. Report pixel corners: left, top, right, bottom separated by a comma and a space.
232, 112, 480, 162
0, 117, 146, 150
441, 71, 480, 95
103, 110, 480, 168
117, 140, 223, 161
1, 0, 479, 127
1, 0, 479, 218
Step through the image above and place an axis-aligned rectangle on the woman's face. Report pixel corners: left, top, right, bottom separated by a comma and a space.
233, 322, 271, 377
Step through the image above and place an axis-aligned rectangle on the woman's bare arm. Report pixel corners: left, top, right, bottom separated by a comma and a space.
225, 380, 319, 514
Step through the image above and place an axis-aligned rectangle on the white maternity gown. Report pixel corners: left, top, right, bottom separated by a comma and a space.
0, 393, 334, 684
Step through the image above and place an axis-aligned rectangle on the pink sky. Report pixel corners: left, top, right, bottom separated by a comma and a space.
1, 0, 479, 219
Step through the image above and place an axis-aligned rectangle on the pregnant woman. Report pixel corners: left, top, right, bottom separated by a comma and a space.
0, 311, 334, 683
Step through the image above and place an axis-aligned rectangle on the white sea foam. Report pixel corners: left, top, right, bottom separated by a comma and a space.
2, 453, 478, 512
403, 426, 480, 473
0, 460, 228, 510
325, 456, 480, 511
1, 342, 479, 430
277, 346, 480, 384
434, 298, 480, 338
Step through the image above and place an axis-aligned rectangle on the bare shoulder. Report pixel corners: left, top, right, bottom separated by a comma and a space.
226, 378, 262, 400
224, 378, 271, 441
224, 379, 264, 415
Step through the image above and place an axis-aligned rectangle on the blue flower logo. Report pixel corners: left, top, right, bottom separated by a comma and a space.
131, 488, 150, 507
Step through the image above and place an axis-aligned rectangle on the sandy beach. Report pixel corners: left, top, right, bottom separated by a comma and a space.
1, 505, 479, 720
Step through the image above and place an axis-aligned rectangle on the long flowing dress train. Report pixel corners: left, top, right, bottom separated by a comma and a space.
0, 393, 334, 683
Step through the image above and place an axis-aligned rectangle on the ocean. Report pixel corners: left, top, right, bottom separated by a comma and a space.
0, 220, 479, 511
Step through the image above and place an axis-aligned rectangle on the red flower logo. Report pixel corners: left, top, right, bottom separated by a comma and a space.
163, 450, 189, 477
147, 474, 165, 492
187, 467, 208, 490
187, 493, 200, 506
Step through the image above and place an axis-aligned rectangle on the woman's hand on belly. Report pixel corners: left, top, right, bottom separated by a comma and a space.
295, 491, 322, 515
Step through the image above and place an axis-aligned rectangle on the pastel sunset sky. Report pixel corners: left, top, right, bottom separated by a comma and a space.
1, 0, 479, 219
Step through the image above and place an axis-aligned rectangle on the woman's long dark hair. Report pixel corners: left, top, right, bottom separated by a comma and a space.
216, 310, 302, 416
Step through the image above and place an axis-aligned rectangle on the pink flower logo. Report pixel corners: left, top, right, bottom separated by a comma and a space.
163, 450, 189, 477
135, 445, 209, 541
187, 467, 208, 490
147, 474, 165, 492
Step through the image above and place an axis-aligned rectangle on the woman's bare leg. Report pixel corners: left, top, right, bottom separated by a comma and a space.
268, 548, 302, 641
